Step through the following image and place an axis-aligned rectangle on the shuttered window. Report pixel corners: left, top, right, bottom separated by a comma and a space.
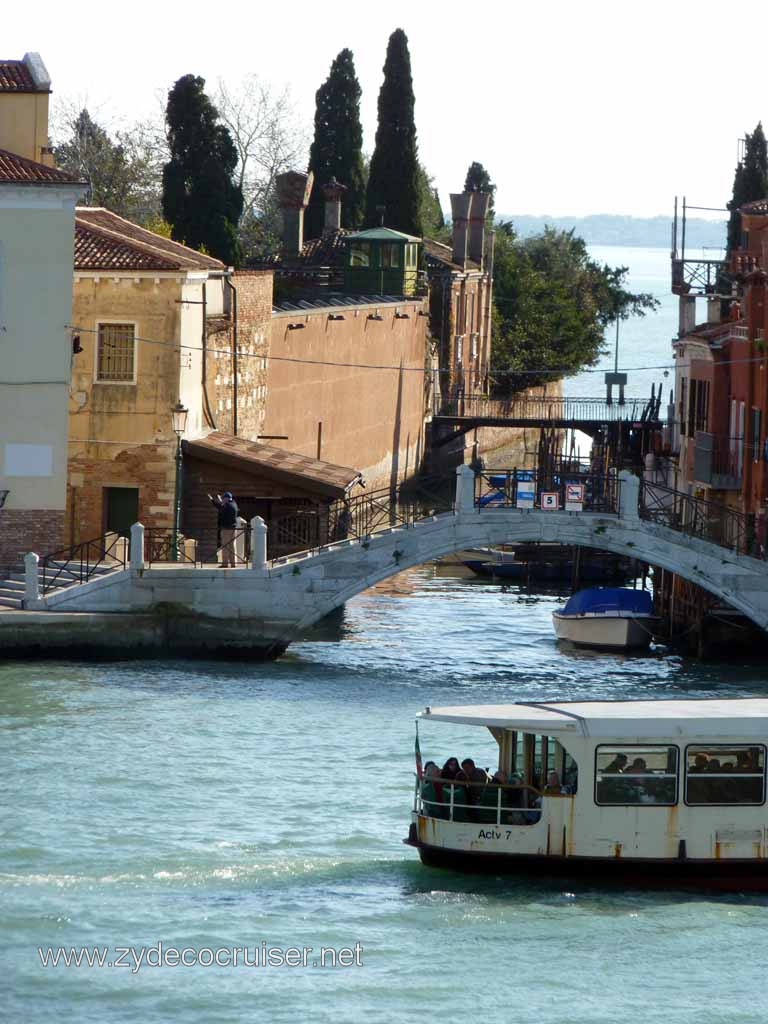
96, 323, 136, 383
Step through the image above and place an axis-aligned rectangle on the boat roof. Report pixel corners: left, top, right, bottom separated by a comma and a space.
417, 699, 768, 738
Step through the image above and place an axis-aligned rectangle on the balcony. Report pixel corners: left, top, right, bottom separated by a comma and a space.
693, 432, 742, 490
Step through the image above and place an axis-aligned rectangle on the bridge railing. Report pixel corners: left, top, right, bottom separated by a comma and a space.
474, 468, 620, 514
639, 479, 765, 558
437, 394, 649, 423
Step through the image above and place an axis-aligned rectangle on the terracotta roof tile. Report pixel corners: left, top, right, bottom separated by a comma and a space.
741, 197, 768, 216
184, 431, 361, 497
0, 60, 36, 91
423, 236, 480, 272
260, 228, 350, 268
0, 147, 84, 185
74, 208, 225, 272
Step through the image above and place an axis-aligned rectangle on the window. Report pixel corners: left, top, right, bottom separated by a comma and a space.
595, 745, 678, 805
687, 379, 710, 437
680, 377, 688, 436
97, 323, 136, 382
350, 242, 371, 268
685, 745, 765, 805
380, 243, 400, 269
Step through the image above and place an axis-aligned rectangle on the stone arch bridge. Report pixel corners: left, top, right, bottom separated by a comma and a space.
12, 466, 768, 659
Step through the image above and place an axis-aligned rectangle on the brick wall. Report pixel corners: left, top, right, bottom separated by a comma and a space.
206, 272, 273, 441
0, 509, 65, 569
66, 443, 176, 545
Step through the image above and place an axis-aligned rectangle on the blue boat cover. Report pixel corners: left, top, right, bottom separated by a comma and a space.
560, 587, 654, 616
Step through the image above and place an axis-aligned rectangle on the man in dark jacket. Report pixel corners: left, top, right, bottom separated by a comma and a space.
208, 491, 239, 567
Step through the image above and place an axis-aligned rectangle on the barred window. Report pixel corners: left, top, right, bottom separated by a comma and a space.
97, 323, 136, 382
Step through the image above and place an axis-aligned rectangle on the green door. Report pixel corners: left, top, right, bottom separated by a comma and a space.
104, 487, 139, 537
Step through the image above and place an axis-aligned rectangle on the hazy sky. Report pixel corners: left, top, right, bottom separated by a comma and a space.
6, 0, 766, 219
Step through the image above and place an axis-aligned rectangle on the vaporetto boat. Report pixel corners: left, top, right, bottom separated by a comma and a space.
405, 699, 768, 889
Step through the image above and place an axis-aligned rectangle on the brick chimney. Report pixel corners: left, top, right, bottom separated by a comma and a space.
321, 177, 347, 234
468, 191, 490, 268
276, 170, 314, 257
450, 192, 473, 267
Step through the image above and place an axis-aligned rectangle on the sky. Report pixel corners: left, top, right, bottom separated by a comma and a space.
5, 0, 766, 219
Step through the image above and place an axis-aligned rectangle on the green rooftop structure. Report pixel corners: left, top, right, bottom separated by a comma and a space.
344, 227, 421, 296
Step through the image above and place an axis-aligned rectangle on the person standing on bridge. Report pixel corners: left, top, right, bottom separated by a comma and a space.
208, 491, 239, 567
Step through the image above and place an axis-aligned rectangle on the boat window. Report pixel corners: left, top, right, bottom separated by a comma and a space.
594, 745, 678, 805
685, 745, 766, 805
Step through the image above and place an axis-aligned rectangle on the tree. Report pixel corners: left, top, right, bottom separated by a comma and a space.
727, 122, 768, 253
464, 161, 496, 222
162, 75, 244, 266
216, 75, 308, 258
365, 29, 422, 236
54, 108, 158, 220
490, 223, 658, 394
305, 49, 366, 239
417, 163, 445, 238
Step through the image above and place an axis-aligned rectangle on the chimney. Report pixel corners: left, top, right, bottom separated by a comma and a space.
450, 193, 473, 267
275, 170, 314, 256
468, 191, 490, 268
321, 177, 347, 234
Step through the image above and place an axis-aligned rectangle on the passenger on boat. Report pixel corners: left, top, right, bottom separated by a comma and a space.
420, 762, 448, 820
456, 759, 489, 820
544, 771, 562, 794
625, 757, 647, 774
603, 754, 628, 773
477, 770, 507, 823
441, 757, 461, 780
691, 753, 709, 771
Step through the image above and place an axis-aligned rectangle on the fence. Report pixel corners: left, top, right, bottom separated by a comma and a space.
474, 468, 620, 515
40, 533, 128, 595
639, 479, 764, 558
437, 394, 651, 423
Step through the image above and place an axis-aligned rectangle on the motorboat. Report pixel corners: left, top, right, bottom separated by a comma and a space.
552, 587, 658, 650
405, 698, 768, 889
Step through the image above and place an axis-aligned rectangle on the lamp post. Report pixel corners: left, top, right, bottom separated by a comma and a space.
171, 401, 188, 561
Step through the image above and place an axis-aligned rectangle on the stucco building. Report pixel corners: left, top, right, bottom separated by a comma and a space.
0, 54, 84, 570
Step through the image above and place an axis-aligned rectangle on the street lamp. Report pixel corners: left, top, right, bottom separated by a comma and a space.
171, 401, 188, 561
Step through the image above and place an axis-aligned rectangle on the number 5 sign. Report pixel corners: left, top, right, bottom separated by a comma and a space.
541, 492, 559, 511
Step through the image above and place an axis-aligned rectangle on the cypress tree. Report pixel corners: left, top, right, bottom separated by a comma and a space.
162, 74, 244, 266
464, 161, 496, 222
365, 28, 422, 236
305, 49, 366, 239
726, 122, 768, 254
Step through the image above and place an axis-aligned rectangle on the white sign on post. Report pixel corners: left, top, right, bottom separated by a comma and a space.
565, 483, 585, 511
541, 492, 559, 511
516, 482, 535, 509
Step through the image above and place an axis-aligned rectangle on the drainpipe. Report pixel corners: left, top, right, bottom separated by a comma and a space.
201, 281, 217, 429
227, 276, 239, 436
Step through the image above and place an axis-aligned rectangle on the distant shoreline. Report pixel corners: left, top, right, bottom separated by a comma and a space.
499, 213, 726, 250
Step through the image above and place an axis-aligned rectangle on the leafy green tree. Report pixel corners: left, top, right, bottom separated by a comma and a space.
305, 49, 366, 239
365, 29, 422, 236
490, 223, 658, 394
417, 163, 445, 238
727, 122, 768, 253
162, 74, 244, 266
464, 161, 496, 222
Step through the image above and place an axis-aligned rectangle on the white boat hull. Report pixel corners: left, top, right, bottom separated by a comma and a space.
552, 611, 658, 650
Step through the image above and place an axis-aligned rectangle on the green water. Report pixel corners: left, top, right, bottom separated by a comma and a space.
3, 563, 768, 1023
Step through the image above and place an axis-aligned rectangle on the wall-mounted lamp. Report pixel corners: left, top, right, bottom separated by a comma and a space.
395, 312, 410, 319
0, 489, 9, 510
328, 313, 346, 321
287, 322, 306, 330
418, 310, 430, 317
71, 334, 83, 354
367, 313, 384, 321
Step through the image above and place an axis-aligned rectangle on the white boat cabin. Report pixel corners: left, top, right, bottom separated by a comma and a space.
408, 699, 768, 886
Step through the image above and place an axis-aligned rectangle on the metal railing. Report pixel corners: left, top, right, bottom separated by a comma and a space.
474, 468, 620, 515
144, 530, 197, 566
436, 393, 652, 423
270, 482, 454, 564
414, 776, 554, 826
639, 479, 764, 558
40, 533, 128, 595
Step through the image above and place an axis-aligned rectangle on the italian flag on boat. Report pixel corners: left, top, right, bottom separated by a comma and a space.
415, 721, 423, 780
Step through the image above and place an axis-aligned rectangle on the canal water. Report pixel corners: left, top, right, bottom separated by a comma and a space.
3, 562, 768, 1023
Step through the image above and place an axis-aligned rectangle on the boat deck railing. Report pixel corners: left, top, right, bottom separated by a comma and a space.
414, 776, 570, 826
